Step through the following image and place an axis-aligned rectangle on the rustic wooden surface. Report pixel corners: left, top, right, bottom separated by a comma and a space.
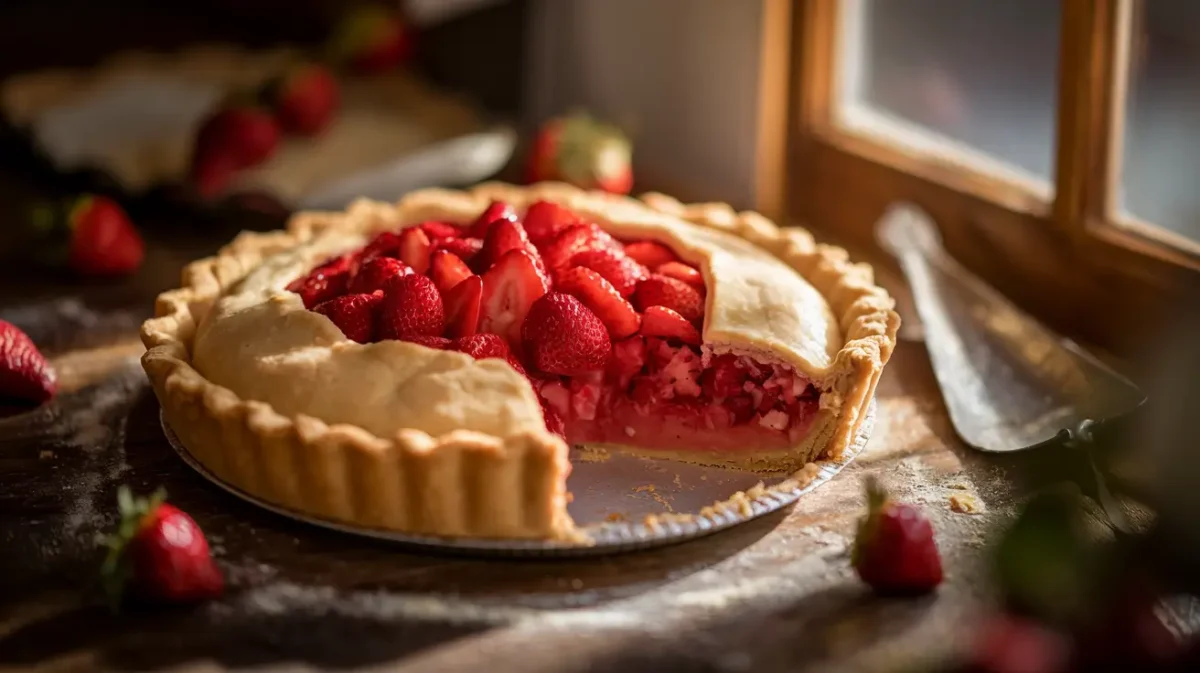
0, 207, 1049, 673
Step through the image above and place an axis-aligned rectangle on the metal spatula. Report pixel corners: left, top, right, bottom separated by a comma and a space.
876, 204, 1146, 527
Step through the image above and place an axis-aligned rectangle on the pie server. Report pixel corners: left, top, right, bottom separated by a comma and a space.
875, 203, 1146, 529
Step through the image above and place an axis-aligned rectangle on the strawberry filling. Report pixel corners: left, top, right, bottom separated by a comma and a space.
286, 200, 821, 451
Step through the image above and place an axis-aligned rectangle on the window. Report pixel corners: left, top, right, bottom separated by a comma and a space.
778, 0, 1200, 350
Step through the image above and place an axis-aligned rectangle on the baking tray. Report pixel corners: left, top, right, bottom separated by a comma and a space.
161, 401, 874, 557
0, 45, 514, 212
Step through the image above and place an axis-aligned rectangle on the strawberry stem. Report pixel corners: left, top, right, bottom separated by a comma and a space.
864, 475, 889, 512
98, 485, 166, 612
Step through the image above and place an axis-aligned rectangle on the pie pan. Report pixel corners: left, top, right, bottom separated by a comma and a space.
160, 401, 874, 557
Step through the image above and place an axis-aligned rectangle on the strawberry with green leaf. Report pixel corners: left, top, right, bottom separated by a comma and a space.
98, 486, 223, 607
526, 112, 633, 195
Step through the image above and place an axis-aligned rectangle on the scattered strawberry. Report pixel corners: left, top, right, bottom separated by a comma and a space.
434, 237, 484, 264
468, 201, 518, 239
193, 106, 280, 170
623, 241, 678, 268
312, 292, 382, 343
479, 249, 550, 348
286, 254, 352, 308
523, 201, 582, 245
555, 267, 641, 339
852, 477, 944, 595
633, 274, 705, 323
429, 250, 474, 294
347, 256, 411, 295
397, 227, 432, 275
655, 261, 705, 291
419, 221, 463, 241
327, 6, 413, 73
521, 293, 611, 376
99, 486, 223, 606
526, 113, 633, 194
262, 64, 340, 137
540, 224, 621, 273
378, 274, 445, 340
404, 335, 451, 350
443, 275, 483, 339
63, 195, 145, 277
190, 151, 238, 199
639, 306, 701, 345
452, 333, 526, 375
968, 614, 1071, 673
0, 319, 57, 404
570, 248, 648, 298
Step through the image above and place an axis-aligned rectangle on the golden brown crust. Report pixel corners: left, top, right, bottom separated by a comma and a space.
140, 182, 898, 540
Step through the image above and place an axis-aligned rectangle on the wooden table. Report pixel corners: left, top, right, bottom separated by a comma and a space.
0, 201, 1032, 673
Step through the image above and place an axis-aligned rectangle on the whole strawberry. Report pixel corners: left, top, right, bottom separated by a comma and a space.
67, 195, 145, 276
526, 112, 633, 195
327, 6, 413, 73
262, 64, 340, 137
0, 319, 57, 404
27, 195, 144, 277
99, 486, 223, 606
852, 477, 944, 595
192, 105, 279, 171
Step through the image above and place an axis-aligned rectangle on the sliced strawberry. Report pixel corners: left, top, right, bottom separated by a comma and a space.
623, 240, 678, 268
700, 354, 746, 398
313, 292, 383, 343
607, 336, 647, 389
286, 254, 352, 308
522, 293, 611, 376
360, 231, 403, 260
639, 306, 701, 345
539, 398, 567, 439
397, 227, 432, 274
468, 200, 518, 239
443, 275, 482, 338
480, 219, 534, 271
523, 201, 582, 245
452, 333, 526, 376
570, 247, 648, 298
479, 249, 550, 348
404, 335, 451, 350
347, 256, 411, 295
419, 221, 463, 241
633, 274, 705, 323
434, 237, 484, 263
555, 267, 641, 339
725, 395, 757, 425
540, 224, 621, 273
655, 261, 705, 291
378, 274, 445, 340
429, 250, 474, 294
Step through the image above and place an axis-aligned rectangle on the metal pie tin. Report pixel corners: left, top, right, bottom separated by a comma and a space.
161, 401, 873, 557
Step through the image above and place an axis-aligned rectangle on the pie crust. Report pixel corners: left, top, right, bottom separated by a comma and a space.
140, 182, 899, 540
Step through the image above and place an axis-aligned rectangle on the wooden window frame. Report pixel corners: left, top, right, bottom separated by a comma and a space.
754, 0, 1200, 351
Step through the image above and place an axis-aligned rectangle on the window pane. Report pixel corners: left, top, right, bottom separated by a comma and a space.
839, 0, 1061, 186
1120, 0, 1200, 244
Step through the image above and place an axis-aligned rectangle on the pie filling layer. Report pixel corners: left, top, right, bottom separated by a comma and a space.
285, 200, 823, 452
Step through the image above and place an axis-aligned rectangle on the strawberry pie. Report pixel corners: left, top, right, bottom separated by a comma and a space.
141, 183, 899, 539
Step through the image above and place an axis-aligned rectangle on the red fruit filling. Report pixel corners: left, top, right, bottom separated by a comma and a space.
286, 200, 821, 452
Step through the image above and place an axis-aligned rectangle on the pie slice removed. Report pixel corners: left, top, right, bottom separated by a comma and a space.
141, 182, 899, 540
